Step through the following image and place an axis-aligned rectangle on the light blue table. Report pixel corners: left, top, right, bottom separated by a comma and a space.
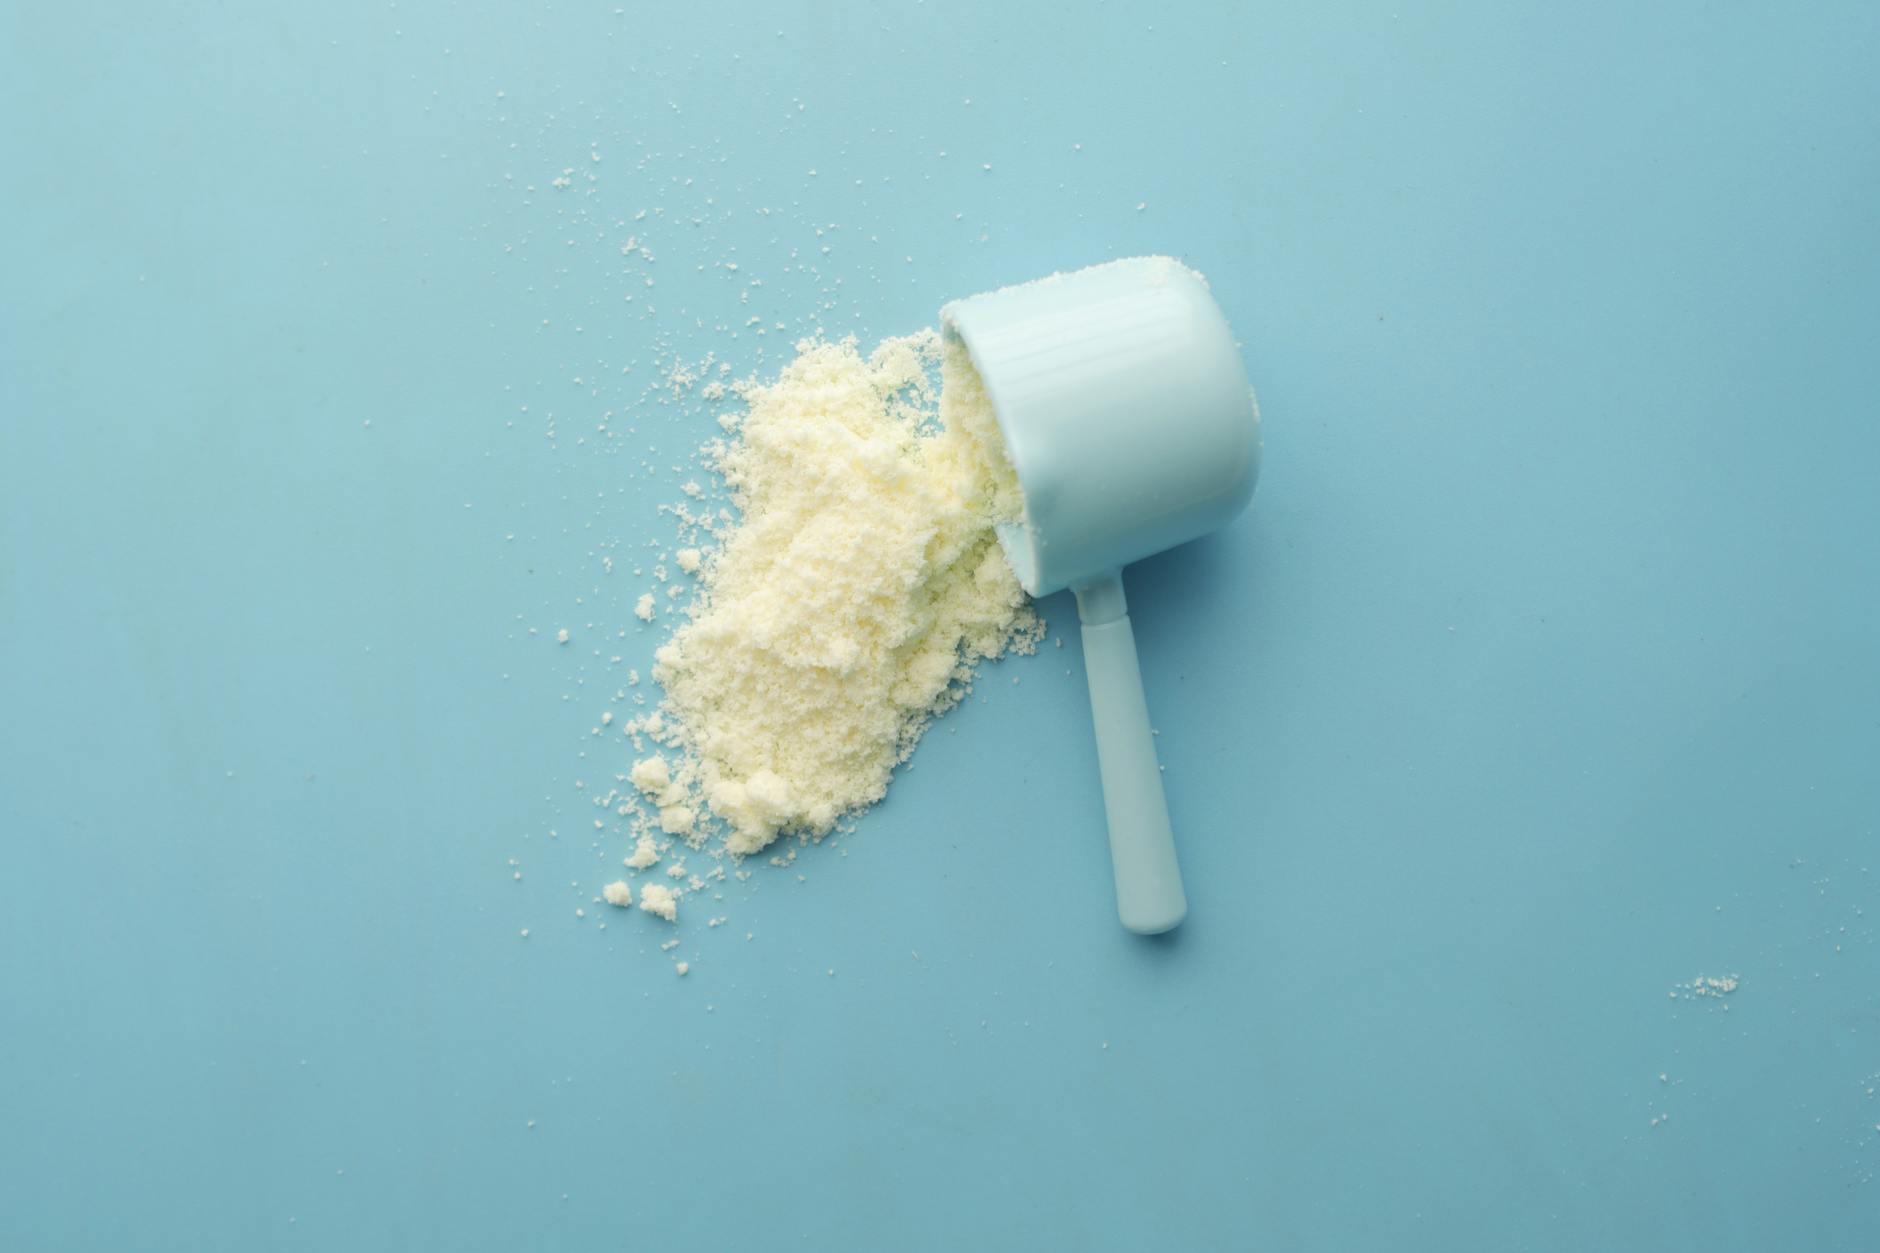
5, 3, 1878, 1249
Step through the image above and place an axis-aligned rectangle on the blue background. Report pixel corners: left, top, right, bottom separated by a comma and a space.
4, 2, 1878, 1248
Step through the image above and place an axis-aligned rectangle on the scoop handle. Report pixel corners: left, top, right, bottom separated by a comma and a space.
1075, 571, 1187, 935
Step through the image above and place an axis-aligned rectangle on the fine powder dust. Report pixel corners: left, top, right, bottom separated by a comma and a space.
635, 330, 1038, 861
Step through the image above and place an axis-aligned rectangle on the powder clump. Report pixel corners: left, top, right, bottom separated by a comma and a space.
624, 835, 661, 870
629, 756, 672, 797
638, 882, 679, 922
649, 331, 1038, 856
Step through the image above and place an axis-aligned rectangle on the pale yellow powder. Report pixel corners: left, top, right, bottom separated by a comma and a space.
629, 756, 671, 796
939, 337, 1026, 528
638, 882, 678, 922
648, 332, 1037, 855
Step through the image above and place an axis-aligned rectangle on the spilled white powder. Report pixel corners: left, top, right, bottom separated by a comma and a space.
1669, 973, 1741, 1001
638, 882, 679, 922
629, 755, 671, 796
640, 331, 1037, 857
623, 835, 661, 870
601, 880, 633, 908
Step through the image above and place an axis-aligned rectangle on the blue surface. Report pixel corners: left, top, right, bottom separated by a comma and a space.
4, 2, 1879, 1249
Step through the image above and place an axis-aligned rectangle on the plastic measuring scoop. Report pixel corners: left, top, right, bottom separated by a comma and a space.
942, 257, 1261, 934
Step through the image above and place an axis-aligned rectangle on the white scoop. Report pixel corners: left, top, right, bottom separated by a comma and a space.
943, 257, 1262, 934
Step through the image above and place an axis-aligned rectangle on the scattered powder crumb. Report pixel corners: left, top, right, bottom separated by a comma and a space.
624, 835, 661, 870
601, 880, 633, 908
556, 628, 570, 644
634, 594, 656, 621
638, 882, 678, 922
675, 548, 702, 573
675, 961, 690, 976
1669, 973, 1741, 1002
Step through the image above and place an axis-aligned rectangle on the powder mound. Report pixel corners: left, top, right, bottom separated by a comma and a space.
648, 331, 1038, 855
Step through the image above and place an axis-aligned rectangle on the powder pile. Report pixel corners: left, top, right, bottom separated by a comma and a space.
627, 330, 1038, 867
